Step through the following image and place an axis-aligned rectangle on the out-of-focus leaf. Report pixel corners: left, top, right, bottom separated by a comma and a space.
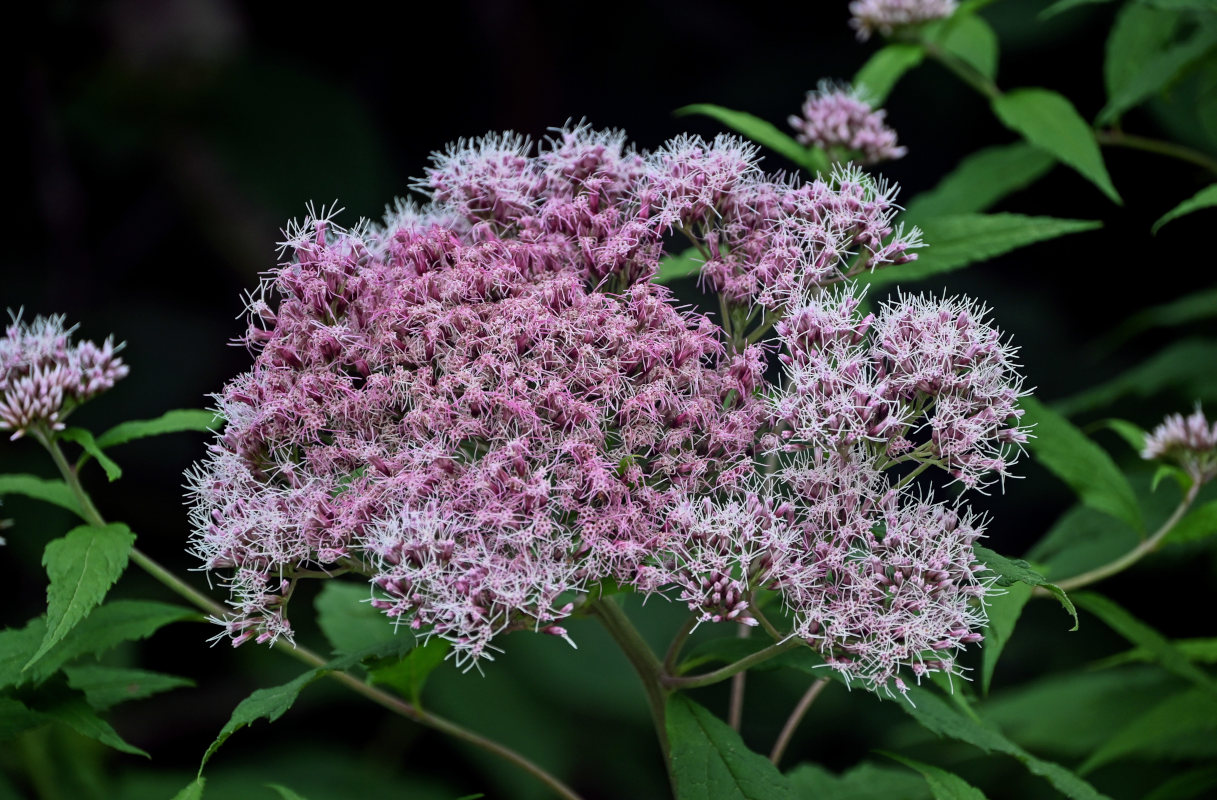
666, 694, 793, 800
369, 638, 450, 706
1074, 592, 1217, 694
0, 619, 47, 690
0, 474, 84, 518
980, 582, 1033, 695
992, 89, 1121, 203
936, 14, 999, 80
880, 752, 988, 799
1163, 499, 1217, 544
1107, 4, 1182, 102
26, 523, 136, 670
1093, 637, 1217, 669
863, 214, 1100, 288
1079, 688, 1217, 773
1104, 286, 1217, 348
63, 665, 194, 711
1099, 28, 1217, 124
170, 777, 206, 800
1095, 419, 1147, 453
902, 144, 1055, 221
854, 44, 926, 104
1143, 1, 1217, 15
655, 247, 705, 285
1154, 184, 1217, 233
95, 409, 219, 449
787, 762, 930, 799
35, 689, 148, 757
1040, 0, 1116, 19
314, 581, 405, 658
60, 428, 122, 481
975, 546, 1076, 630
0, 697, 47, 740
266, 785, 310, 800
1021, 398, 1144, 531
674, 104, 828, 173
1142, 765, 1217, 800
1054, 339, 1217, 415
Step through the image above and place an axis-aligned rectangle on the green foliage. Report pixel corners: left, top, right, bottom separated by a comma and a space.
901, 143, 1055, 221
991, 89, 1121, 203
0, 474, 84, 518
655, 247, 705, 285
666, 694, 792, 800
1142, 765, 1217, 800
674, 104, 829, 173
936, 15, 1000, 81
974, 545, 1077, 630
1020, 398, 1143, 531
979, 582, 1033, 695
26, 523, 136, 670
0, 697, 47, 739
63, 665, 194, 711
1040, 0, 1117, 19
200, 670, 325, 771
1101, 28, 1217, 123
786, 762, 930, 799
854, 44, 926, 104
1154, 184, 1217, 233
1094, 637, 1217, 668
1078, 688, 1217, 774
33, 688, 148, 757
59, 428, 122, 481
369, 638, 451, 706
862, 214, 1101, 289
1163, 499, 1217, 544
171, 777, 207, 800
880, 752, 988, 799
1054, 339, 1217, 415
266, 784, 311, 800
314, 581, 405, 657
94, 409, 220, 450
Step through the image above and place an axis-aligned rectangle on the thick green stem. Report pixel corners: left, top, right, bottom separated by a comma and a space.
34, 430, 584, 800
664, 639, 802, 690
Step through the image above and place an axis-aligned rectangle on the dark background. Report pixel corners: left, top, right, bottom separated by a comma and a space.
4, 1, 1216, 798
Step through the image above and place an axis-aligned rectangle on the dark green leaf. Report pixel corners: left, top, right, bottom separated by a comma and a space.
0, 697, 47, 740
902, 143, 1055, 221
314, 581, 404, 657
26, 523, 137, 669
1079, 688, 1217, 773
1026, 504, 1140, 582
35, 689, 148, 757
1095, 419, 1147, 453
854, 44, 926, 104
863, 214, 1100, 288
1040, 0, 1116, 19
1154, 184, 1217, 233
787, 762, 930, 799
1093, 637, 1217, 669
1106, 286, 1217, 347
1163, 499, 1217, 544
1021, 397, 1143, 531
666, 694, 793, 800
0, 619, 47, 690
60, 428, 122, 481
991, 89, 1121, 203
1054, 339, 1217, 415
936, 15, 999, 80
0, 474, 84, 518
1073, 592, 1217, 694
1107, 4, 1182, 102
655, 247, 706, 285
1099, 28, 1217, 124
1142, 765, 1217, 800
974, 546, 1077, 630
369, 638, 450, 706
201, 670, 323, 769
980, 582, 1033, 695
171, 777, 206, 800
63, 665, 194, 711
266, 785, 310, 800
880, 752, 988, 799
94, 409, 220, 450
674, 104, 827, 173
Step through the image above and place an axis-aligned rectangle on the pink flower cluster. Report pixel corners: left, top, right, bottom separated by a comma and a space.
789, 83, 906, 165
187, 124, 1017, 694
849, 0, 958, 40
0, 312, 128, 440
1143, 406, 1217, 484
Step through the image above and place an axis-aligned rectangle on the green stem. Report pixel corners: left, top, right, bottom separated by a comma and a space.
1040, 481, 1201, 595
663, 639, 802, 690
891, 459, 938, 493
663, 616, 698, 675
923, 43, 1001, 101
1095, 129, 1217, 176
728, 625, 751, 731
769, 678, 829, 766
34, 430, 584, 800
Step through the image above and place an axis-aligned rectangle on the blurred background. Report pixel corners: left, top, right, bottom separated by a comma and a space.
5, 1, 1217, 798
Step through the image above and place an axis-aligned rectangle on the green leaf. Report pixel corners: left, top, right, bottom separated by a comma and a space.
0, 474, 84, 518
266, 785, 310, 800
94, 409, 220, 450
63, 665, 194, 711
863, 214, 1101, 289
936, 15, 999, 80
880, 752, 988, 799
171, 777, 206, 800
898, 686, 1111, 800
1054, 339, 1217, 415
0, 618, 48, 690
369, 638, 450, 706
1095, 419, 1147, 453
991, 89, 1121, 203
1040, 0, 1116, 19
1020, 397, 1144, 531
26, 523, 137, 670
655, 247, 706, 285
666, 694, 793, 800
201, 669, 323, 770
1073, 592, 1217, 694
902, 143, 1055, 221
0, 697, 48, 740
1164, 499, 1217, 544
59, 428, 122, 481
1142, 765, 1217, 800
1108, 286, 1217, 346
38, 691, 148, 757
1027, 505, 1140, 583
1107, 4, 1182, 102
980, 581, 1033, 695
1154, 184, 1217, 233
974, 546, 1077, 630
1099, 28, 1217, 124
787, 762, 930, 799
854, 44, 926, 104
1093, 637, 1217, 669
1078, 687, 1217, 774
674, 104, 828, 173
314, 581, 404, 657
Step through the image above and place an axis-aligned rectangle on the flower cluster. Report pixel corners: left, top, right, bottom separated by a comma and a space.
1143, 406, 1217, 484
0, 312, 128, 440
849, 0, 958, 40
788, 82, 906, 165
188, 123, 1016, 695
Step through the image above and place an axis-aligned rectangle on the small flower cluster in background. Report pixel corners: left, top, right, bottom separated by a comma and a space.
788, 82, 906, 165
1143, 406, 1217, 484
849, 0, 958, 40
0, 313, 128, 441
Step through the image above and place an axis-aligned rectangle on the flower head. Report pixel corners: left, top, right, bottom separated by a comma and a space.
849, 0, 958, 41
1143, 405, 1217, 484
789, 82, 906, 165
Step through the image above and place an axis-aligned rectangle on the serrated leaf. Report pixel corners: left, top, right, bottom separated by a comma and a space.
974, 546, 1077, 630
854, 44, 926, 104
1040, 0, 1116, 20
314, 581, 404, 657
1078, 687, 1217, 774
992, 89, 1121, 203
1107, 4, 1182, 101
1073, 592, 1217, 694
0, 474, 84, 518
880, 752, 988, 799
60, 428, 122, 481
63, 665, 194, 711
898, 686, 1111, 800
1020, 397, 1144, 531
655, 247, 706, 285
674, 104, 828, 173
369, 638, 449, 706
1163, 499, 1217, 544
201, 669, 323, 770
26, 523, 137, 670
1054, 339, 1217, 415
787, 762, 931, 799
266, 785, 310, 800
980, 582, 1033, 695
171, 777, 206, 800
0, 697, 48, 739
666, 694, 793, 800
0, 618, 47, 690
1154, 184, 1217, 233
1099, 28, 1217, 124
94, 409, 220, 450
902, 144, 1055, 221
937, 15, 999, 80
38, 691, 148, 757
864, 214, 1100, 288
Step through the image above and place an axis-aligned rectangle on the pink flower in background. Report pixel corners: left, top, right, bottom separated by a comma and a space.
1143, 405, 1217, 483
789, 82, 906, 165
849, 0, 958, 41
